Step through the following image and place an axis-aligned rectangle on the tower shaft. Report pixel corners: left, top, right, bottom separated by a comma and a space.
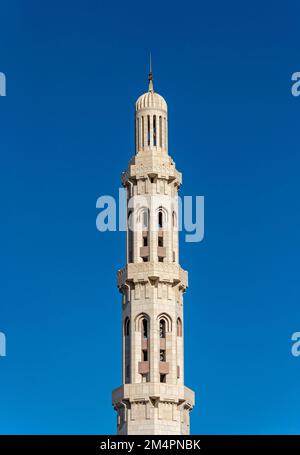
112, 71, 195, 435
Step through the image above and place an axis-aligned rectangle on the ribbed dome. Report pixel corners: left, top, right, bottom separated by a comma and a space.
136, 91, 167, 112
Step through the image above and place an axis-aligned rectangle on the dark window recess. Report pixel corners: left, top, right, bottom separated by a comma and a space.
159, 319, 166, 338
143, 236, 148, 247
160, 350, 166, 361
142, 210, 148, 229
147, 115, 150, 145
125, 318, 130, 336
158, 236, 163, 247
160, 374, 166, 383
158, 211, 163, 228
142, 319, 148, 339
142, 350, 148, 361
159, 116, 162, 147
177, 318, 183, 337
128, 211, 133, 263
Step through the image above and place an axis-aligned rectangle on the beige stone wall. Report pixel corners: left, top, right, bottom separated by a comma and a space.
113, 384, 194, 435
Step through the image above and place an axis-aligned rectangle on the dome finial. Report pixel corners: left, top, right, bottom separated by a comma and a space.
148, 52, 154, 92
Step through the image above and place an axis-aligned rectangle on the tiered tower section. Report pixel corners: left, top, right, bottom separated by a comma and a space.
112, 68, 195, 435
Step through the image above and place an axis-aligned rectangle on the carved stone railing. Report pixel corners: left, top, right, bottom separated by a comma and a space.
117, 262, 188, 289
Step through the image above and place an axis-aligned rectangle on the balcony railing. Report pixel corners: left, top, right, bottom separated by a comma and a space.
159, 361, 169, 374
140, 246, 149, 258
157, 246, 166, 258
138, 361, 150, 374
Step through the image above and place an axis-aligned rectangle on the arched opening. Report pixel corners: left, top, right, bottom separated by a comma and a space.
147, 115, 150, 146
157, 209, 164, 228
124, 317, 131, 383
141, 208, 149, 229
153, 115, 157, 146
142, 318, 148, 339
172, 211, 177, 228
158, 211, 163, 228
136, 314, 150, 383
177, 318, 182, 337
157, 313, 172, 332
128, 210, 133, 263
159, 319, 166, 338
157, 207, 167, 229
124, 317, 130, 336
159, 116, 162, 147
136, 118, 139, 151
158, 314, 171, 383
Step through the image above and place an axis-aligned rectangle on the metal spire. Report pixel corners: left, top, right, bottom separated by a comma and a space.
148, 52, 154, 92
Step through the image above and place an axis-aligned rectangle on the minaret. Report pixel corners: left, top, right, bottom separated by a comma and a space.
112, 63, 195, 435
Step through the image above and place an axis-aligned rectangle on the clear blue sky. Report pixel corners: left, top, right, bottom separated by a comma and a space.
0, 0, 300, 435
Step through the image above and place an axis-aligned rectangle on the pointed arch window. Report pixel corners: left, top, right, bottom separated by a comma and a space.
177, 318, 182, 337
159, 116, 162, 147
124, 317, 130, 336
157, 207, 167, 229
128, 209, 133, 263
159, 319, 166, 338
142, 318, 148, 339
172, 211, 177, 228
158, 211, 163, 228
124, 317, 131, 383
153, 115, 157, 146
136, 118, 139, 151
142, 209, 149, 229
147, 115, 150, 146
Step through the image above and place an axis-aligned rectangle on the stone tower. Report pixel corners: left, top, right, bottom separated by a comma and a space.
112, 64, 195, 435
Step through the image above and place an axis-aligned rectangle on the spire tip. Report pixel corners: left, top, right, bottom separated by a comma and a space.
148, 52, 153, 92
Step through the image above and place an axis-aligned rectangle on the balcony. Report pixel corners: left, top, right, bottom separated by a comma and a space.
157, 246, 166, 258
138, 361, 150, 374
140, 246, 149, 258
160, 338, 166, 349
159, 361, 169, 374
141, 338, 148, 350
